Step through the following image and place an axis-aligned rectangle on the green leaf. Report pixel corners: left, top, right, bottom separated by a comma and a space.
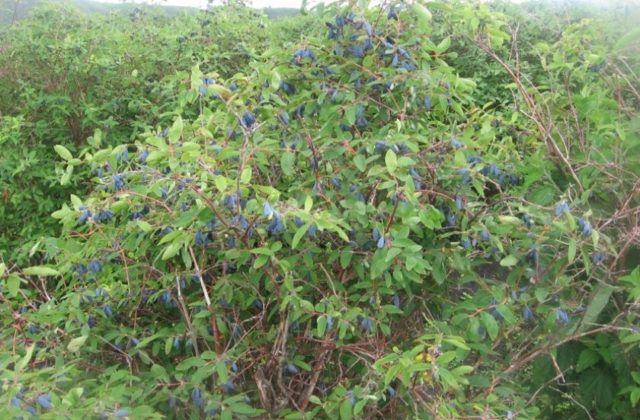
435, 36, 451, 53
385, 150, 398, 174
631, 388, 640, 408
240, 167, 252, 184
451, 365, 474, 376
137, 220, 153, 233
214, 175, 228, 192
61, 165, 73, 185
162, 243, 182, 260
230, 403, 258, 415
345, 106, 357, 126
291, 224, 309, 249
67, 335, 89, 352
614, 27, 640, 51
54, 145, 73, 161
176, 357, 205, 371
499, 255, 518, 267
304, 196, 313, 212
271, 70, 281, 88
317, 315, 327, 337
439, 368, 459, 390
23, 266, 60, 277
253, 255, 270, 269
621, 333, 640, 344
412, 2, 432, 21
354, 154, 366, 172
16, 344, 35, 371
6, 275, 21, 296
0, 263, 5, 277
579, 285, 614, 332
168, 116, 184, 143
339, 399, 353, 420
481, 312, 499, 341
340, 251, 352, 269
443, 337, 470, 351
576, 349, 600, 372
568, 239, 576, 263
281, 152, 295, 177
151, 364, 169, 381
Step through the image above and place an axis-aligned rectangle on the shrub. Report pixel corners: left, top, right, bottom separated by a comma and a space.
1, 1, 639, 418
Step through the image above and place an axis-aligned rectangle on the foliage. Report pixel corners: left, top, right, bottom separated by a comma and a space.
0, 1, 272, 261
1, 0, 639, 418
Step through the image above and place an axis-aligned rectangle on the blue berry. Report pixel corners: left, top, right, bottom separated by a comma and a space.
360, 317, 373, 332
424, 96, 432, 111
292, 48, 316, 64
455, 195, 464, 210
94, 209, 113, 223
115, 408, 129, 417
555, 201, 570, 217
195, 231, 209, 247
78, 209, 92, 224
102, 304, 113, 318
112, 174, 126, 191
88, 260, 102, 273
161, 291, 174, 307
223, 193, 239, 210
522, 214, 534, 228
266, 214, 285, 236
279, 81, 295, 95
36, 394, 52, 409
577, 218, 592, 236
591, 252, 606, 265
191, 388, 204, 408
326, 316, 334, 331
240, 111, 256, 128
467, 156, 481, 167
285, 363, 299, 375
222, 379, 235, 393
263, 201, 276, 219
279, 111, 290, 126
252, 299, 264, 311
555, 308, 569, 324
116, 149, 129, 162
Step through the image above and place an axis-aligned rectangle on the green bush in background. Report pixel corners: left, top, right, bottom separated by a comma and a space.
1, 0, 639, 418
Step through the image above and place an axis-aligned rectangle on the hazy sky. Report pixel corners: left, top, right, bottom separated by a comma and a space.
97, 0, 304, 9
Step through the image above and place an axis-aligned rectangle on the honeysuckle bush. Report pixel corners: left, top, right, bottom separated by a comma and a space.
1, 0, 639, 418
0, 1, 274, 260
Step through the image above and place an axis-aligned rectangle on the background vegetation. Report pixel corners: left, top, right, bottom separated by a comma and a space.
1, 0, 639, 418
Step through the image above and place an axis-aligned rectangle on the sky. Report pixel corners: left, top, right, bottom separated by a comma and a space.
97, 0, 304, 9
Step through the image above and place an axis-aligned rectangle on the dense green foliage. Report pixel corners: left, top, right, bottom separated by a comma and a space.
1, 0, 639, 418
